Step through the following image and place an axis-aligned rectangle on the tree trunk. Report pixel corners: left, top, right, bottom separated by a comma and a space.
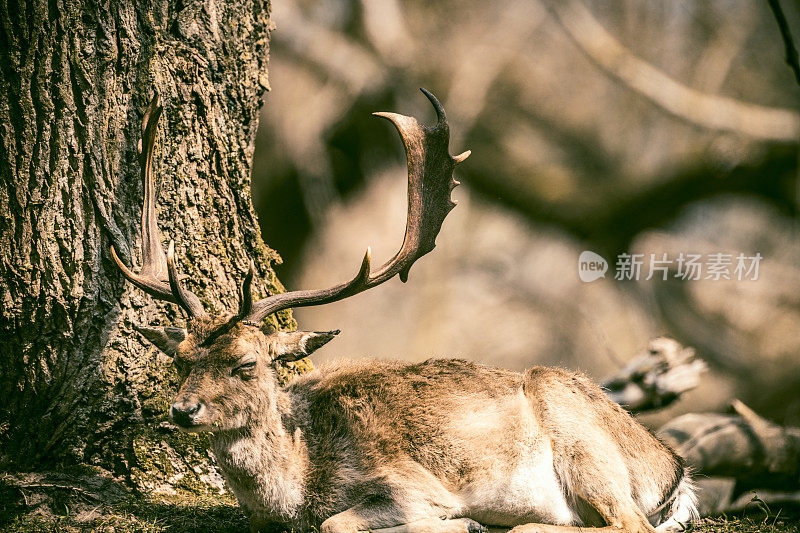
0, 0, 304, 495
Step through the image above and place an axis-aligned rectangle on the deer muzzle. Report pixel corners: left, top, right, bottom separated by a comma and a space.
170, 398, 207, 428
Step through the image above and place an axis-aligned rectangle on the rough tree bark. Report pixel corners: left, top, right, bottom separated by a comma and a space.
0, 0, 306, 494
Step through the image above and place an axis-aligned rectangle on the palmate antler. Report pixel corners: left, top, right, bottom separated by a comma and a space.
237, 88, 470, 325
110, 95, 207, 319
113, 89, 469, 332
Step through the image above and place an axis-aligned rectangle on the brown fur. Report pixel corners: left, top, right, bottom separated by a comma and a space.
139, 319, 694, 533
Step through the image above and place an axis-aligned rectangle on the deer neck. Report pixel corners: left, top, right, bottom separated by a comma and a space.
210, 388, 309, 520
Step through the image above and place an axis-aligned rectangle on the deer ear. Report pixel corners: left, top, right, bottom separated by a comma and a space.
272, 330, 340, 363
133, 324, 186, 357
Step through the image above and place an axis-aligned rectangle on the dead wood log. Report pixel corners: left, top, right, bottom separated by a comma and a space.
602, 337, 707, 413
659, 400, 800, 516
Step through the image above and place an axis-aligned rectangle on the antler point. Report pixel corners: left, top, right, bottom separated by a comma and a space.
372, 111, 398, 122
237, 259, 255, 319
355, 248, 372, 283
453, 150, 471, 164
110, 244, 131, 273
420, 88, 446, 123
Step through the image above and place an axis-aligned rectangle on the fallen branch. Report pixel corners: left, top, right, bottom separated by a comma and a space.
659, 400, 800, 516
602, 337, 707, 413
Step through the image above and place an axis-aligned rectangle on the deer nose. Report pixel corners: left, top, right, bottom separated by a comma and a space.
170, 400, 204, 427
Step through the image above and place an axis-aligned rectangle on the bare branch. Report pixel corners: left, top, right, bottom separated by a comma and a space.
767, 0, 800, 87
547, 0, 800, 142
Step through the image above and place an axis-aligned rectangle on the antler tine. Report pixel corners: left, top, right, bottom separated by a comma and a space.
110, 95, 207, 319
240, 89, 468, 324
421, 87, 446, 125
196, 261, 258, 346
167, 241, 207, 318
238, 260, 255, 319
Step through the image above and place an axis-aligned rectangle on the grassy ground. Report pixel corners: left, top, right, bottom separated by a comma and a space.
2, 477, 798, 533
3, 506, 799, 532
694, 515, 799, 532
0, 493, 249, 533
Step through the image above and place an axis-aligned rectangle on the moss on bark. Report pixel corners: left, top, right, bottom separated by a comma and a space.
0, 0, 310, 502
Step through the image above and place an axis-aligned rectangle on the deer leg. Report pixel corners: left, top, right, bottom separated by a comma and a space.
509, 525, 621, 533
320, 503, 485, 533
507, 500, 654, 533
567, 479, 656, 532
368, 517, 487, 533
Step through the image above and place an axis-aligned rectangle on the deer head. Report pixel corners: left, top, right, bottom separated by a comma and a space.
111, 91, 469, 432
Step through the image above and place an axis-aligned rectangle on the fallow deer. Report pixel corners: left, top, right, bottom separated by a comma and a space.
111, 91, 697, 533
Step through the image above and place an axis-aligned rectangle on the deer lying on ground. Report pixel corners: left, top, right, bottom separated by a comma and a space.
111, 91, 697, 533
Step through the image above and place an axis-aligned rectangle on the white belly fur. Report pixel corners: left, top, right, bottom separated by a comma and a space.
456, 394, 578, 527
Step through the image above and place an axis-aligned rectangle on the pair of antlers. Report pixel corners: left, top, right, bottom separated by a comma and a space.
111, 90, 469, 332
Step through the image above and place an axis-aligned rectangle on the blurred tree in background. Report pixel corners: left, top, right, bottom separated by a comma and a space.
251, 0, 800, 427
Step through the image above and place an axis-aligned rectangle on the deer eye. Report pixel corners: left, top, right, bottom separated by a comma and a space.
233, 361, 257, 376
